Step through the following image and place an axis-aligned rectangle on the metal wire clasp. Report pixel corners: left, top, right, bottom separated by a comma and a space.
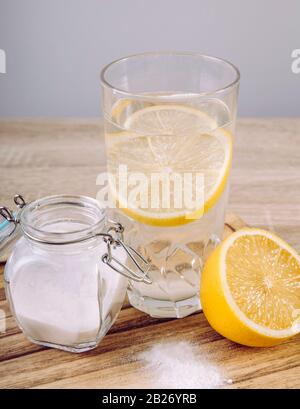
0, 194, 26, 228
0, 195, 26, 252
101, 221, 152, 284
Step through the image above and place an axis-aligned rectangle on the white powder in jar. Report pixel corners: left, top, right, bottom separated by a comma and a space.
9, 236, 127, 347
138, 341, 229, 389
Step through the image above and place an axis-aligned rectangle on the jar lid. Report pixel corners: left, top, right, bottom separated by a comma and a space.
19, 194, 106, 245
0, 194, 151, 284
0, 208, 21, 262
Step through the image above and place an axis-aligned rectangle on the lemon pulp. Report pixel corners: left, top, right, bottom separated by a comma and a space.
106, 104, 232, 227
226, 231, 300, 331
201, 228, 300, 346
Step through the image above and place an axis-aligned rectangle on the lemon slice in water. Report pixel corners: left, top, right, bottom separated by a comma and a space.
107, 104, 232, 227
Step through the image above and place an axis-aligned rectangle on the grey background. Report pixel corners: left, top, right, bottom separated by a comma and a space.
0, 0, 299, 117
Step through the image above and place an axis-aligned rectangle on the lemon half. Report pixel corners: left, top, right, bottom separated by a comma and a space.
201, 228, 300, 346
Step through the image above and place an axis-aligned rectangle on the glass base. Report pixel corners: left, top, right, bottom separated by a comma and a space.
25, 335, 100, 353
127, 289, 202, 318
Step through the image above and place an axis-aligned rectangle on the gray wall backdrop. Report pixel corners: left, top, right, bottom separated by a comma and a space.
0, 0, 300, 117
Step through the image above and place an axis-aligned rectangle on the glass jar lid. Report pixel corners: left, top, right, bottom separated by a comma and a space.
20, 194, 106, 245
0, 194, 151, 284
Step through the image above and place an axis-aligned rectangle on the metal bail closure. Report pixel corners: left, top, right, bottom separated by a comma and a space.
102, 224, 152, 284
0, 194, 27, 255
0, 194, 27, 225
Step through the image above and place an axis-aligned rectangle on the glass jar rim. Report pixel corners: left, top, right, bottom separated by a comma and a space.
100, 51, 240, 99
20, 195, 105, 245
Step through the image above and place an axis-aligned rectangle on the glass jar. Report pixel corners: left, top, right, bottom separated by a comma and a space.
0, 194, 150, 353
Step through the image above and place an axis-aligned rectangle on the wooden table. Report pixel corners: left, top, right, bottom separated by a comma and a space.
0, 118, 300, 389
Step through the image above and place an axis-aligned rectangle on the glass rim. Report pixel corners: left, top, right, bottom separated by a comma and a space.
20, 194, 105, 244
100, 51, 240, 99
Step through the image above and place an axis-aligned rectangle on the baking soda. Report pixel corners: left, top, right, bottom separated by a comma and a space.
8, 236, 126, 347
139, 341, 226, 389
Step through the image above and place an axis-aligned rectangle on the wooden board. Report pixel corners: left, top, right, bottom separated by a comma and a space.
1, 118, 300, 253
0, 213, 299, 389
0, 118, 300, 389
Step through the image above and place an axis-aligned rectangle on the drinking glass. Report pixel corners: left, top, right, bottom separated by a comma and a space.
101, 52, 239, 318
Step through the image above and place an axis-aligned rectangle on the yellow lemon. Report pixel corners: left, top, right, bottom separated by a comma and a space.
201, 228, 300, 347
106, 104, 232, 227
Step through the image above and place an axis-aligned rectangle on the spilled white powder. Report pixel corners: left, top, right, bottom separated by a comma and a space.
138, 341, 228, 389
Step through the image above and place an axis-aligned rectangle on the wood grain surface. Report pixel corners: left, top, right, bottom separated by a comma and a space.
0, 118, 300, 389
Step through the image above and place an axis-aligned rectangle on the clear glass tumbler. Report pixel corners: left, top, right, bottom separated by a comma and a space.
101, 52, 240, 318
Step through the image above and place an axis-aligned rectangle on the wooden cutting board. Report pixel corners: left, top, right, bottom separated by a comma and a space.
0, 213, 299, 389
